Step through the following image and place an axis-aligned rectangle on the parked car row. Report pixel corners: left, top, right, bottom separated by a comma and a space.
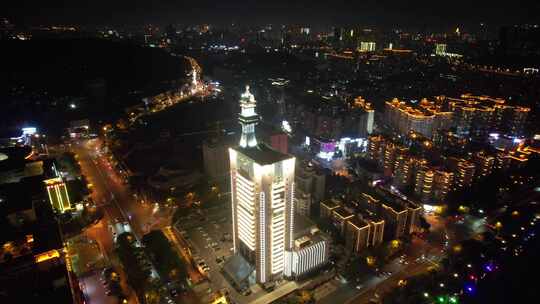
100, 267, 124, 298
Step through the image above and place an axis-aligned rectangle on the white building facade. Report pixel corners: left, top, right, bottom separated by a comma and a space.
230, 86, 296, 284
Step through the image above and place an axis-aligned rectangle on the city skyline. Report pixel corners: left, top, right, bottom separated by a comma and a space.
2, 0, 540, 27
1, 2, 539, 304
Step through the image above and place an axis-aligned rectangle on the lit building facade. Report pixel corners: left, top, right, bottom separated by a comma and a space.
432, 169, 454, 203
444, 94, 530, 137
346, 216, 371, 253
366, 217, 385, 247
345, 214, 385, 252
284, 233, 329, 279
295, 190, 312, 217
44, 177, 71, 213
405, 203, 423, 234
393, 151, 413, 189
447, 157, 475, 189
320, 199, 341, 218
380, 203, 409, 240
384, 94, 529, 140
352, 96, 374, 137
414, 165, 454, 204
435, 43, 447, 55
295, 161, 325, 205
229, 86, 296, 284
328, 206, 354, 236
367, 135, 384, 165
415, 166, 434, 204
359, 41, 376, 52
384, 98, 453, 139
473, 151, 495, 179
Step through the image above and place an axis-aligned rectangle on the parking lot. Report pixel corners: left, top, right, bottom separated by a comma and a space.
175, 204, 272, 304
174, 205, 238, 298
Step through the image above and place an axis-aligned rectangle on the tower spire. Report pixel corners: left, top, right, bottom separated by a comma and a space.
239, 85, 259, 148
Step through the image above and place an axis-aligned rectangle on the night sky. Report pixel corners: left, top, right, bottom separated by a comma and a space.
2, 0, 539, 27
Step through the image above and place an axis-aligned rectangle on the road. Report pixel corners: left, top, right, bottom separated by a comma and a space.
73, 138, 170, 304
162, 226, 204, 285
316, 231, 444, 304
80, 272, 119, 304
346, 260, 432, 304
74, 140, 136, 304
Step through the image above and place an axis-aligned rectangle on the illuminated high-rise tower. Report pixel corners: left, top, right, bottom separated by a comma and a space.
229, 85, 296, 284
238, 86, 259, 148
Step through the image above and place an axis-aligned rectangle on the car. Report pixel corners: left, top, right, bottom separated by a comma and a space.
356, 284, 364, 290
170, 289, 178, 297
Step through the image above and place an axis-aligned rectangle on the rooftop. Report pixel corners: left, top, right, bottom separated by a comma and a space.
222, 254, 254, 289
234, 143, 293, 165
358, 209, 384, 223
333, 206, 354, 219
385, 97, 452, 119
348, 216, 370, 230
293, 231, 328, 251
321, 198, 341, 210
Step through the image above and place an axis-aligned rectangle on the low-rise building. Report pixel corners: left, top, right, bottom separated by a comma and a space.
284, 216, 330, 279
